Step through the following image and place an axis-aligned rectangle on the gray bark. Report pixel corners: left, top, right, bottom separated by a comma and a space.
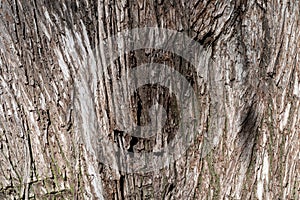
0, 0, 299, 199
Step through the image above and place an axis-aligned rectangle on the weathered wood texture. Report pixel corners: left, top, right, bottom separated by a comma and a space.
0, 0, 299, 199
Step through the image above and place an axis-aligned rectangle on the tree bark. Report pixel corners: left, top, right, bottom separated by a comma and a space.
0, 0, 299, 199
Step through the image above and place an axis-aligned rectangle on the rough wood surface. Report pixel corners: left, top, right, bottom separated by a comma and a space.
0, 0, 299, 199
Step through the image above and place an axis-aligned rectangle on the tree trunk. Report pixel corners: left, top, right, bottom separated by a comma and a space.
0, 0, 299, 199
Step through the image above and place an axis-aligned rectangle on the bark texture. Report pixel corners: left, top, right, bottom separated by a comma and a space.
0, 0, 299, 199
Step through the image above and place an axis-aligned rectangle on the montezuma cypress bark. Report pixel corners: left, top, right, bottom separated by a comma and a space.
0, 0, 299, 199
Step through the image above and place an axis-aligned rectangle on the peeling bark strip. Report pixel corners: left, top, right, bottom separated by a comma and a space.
0, 0, 299, 200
